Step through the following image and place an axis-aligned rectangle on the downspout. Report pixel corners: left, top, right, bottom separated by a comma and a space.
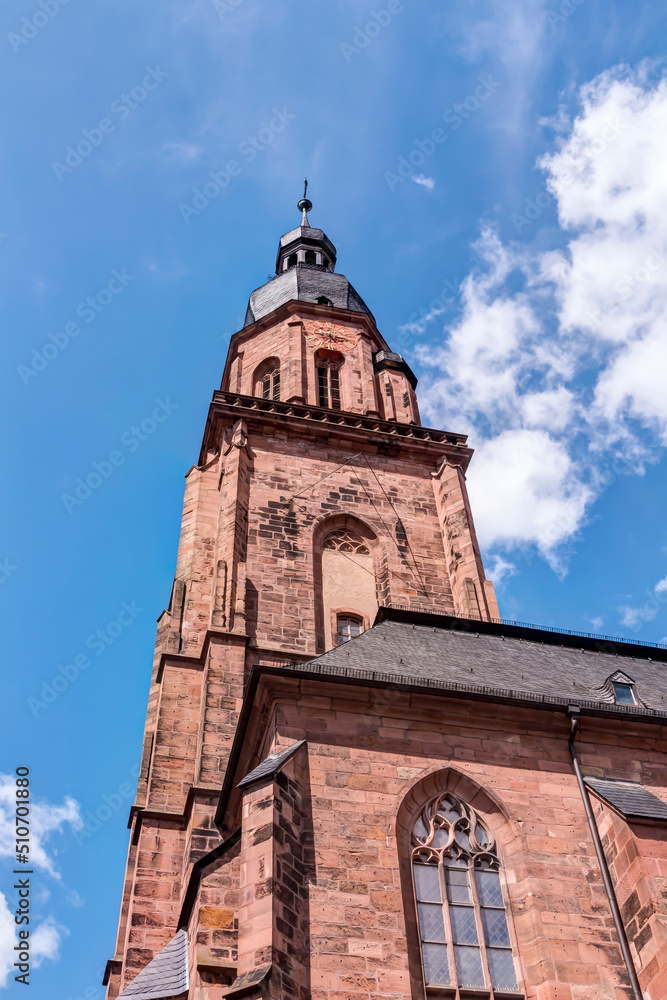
567, 707, 643, 1000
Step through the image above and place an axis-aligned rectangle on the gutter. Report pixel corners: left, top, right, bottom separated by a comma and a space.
567, 707, 643, 1000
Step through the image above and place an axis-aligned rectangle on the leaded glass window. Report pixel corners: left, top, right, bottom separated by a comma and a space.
412, 792, 519, 996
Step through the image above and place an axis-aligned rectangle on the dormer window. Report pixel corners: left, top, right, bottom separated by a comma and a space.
317, 295, 332, 306
606, 670, 639, 706
612, 681, 637, 705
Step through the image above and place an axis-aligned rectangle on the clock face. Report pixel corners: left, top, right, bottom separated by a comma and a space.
304, 321, 359, 352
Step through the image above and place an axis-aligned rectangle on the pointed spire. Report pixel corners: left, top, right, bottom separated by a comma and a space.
297, 176, 313, 227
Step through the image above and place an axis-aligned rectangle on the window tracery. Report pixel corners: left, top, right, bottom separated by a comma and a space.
411, 791, 519, 996
323, 529, 370, 554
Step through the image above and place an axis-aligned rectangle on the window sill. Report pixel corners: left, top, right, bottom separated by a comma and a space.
425, 989, 523, 1000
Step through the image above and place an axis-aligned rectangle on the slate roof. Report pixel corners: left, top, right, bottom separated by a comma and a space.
117, 929, 188, 1000
237, 739, 306, 788
276, 610, 667, 719
244, 266, 375, 326
585, 777, 667, 820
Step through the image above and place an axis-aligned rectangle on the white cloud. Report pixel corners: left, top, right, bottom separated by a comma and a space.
411, 174, 435, 191
32, 918, 69, 968
589, 617, 604, 632
414, 64, 667, 567
0, 895, 68, 989
487, 554, 517, 584
0, 775, 82, 878
619, 573, 667, 632
0, 895, 15, 989
466, 429, 591, 568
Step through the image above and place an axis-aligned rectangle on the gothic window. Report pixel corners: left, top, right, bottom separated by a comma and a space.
317, 521, 378, 652
412, 792, 518, 996
323, 529, 370, 555
253, 359, 281, 401
317, 361, 341, 410
336, 615, 362, 643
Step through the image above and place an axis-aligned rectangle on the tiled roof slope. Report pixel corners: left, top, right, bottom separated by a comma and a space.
238, 739, 306, 788
585, 777, 667, 820
282, 614, 667, 717
117, 928, 188, 1000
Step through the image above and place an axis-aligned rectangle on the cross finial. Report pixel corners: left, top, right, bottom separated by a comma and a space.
297, 177, 313, 224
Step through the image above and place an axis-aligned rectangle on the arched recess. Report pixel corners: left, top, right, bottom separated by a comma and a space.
312, 514, 385, 653
252, 357, 281, 401
314, 349, 343, 410
395, 769, 522, 999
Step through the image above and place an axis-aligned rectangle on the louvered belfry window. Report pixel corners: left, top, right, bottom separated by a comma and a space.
317, 362, 341, 409
412, 792, 519, 996
260, 367, 280, 401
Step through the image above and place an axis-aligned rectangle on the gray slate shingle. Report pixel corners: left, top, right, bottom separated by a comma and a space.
585, 777, 667, 820
285, 618, 667, 715
237, 739, 306, 788
118, 928, 188, 1000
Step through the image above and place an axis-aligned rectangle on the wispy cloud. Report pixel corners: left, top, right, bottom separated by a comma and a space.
415, 64, 667, 569
411, 174, 435, 191
0, 775, 82, 878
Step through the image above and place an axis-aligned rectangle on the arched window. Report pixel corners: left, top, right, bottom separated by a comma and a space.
316, 295, 333, 306
317, 359, 341, 409
336, 614, 362, 643
287, 253, 298, 268
253, 359, 281, 401
316, 520, 378, 652
304, 249, 317, 264
412, 791, 518, 995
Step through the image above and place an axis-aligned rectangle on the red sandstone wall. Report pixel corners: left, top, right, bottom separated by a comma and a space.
220, 680, 667, 1000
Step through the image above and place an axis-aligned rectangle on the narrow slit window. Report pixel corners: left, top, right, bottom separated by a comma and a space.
411, 792, 519, 996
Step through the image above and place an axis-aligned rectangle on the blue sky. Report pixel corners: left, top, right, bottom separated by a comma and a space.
1, 0, 667, 995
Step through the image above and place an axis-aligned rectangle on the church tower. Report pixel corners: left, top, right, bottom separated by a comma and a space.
104, 194, 667, 1000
